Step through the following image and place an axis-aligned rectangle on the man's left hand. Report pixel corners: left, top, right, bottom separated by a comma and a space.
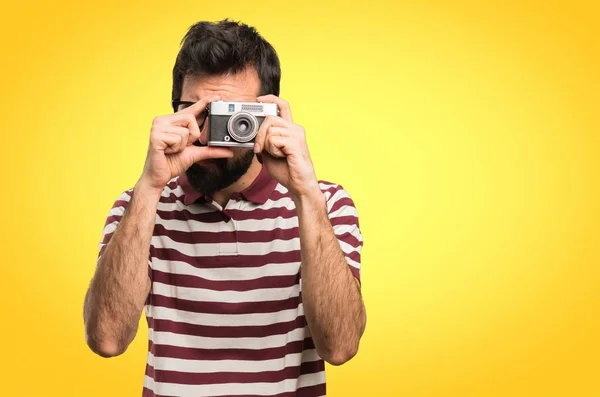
253, 95, 320, 200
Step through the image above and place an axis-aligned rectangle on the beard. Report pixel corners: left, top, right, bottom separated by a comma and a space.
185, 149, 254, 196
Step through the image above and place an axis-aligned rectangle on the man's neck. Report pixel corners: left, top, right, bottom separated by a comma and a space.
212, 155, 262, 207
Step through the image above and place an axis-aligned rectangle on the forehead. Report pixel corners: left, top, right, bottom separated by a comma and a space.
181, 67, 261, 101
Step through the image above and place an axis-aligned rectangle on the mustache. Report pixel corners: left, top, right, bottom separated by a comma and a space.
185, 149, 255, 196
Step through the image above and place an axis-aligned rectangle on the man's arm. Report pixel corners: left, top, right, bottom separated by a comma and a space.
252, 94, 367, 366
294, 188, 366, 366
83, 94, 232, 358
83, 183, 159, 357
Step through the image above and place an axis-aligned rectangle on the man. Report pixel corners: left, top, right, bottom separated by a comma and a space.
84, 19, 366, 397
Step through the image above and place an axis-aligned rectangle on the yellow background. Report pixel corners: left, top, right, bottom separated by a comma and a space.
0, 0, 598, 396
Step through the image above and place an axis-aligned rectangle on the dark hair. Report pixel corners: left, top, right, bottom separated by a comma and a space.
172, 19, 281, 103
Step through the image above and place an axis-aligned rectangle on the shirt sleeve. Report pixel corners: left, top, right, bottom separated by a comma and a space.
323, 183, 364, 282
97, 189, 153, 280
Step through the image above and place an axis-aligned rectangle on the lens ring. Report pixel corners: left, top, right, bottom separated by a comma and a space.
227, 112, 259, 142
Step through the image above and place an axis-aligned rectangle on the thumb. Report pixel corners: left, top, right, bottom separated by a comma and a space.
183, 145, 234, 165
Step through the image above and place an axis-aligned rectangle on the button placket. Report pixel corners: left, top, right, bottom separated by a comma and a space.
219, 199, 240, 255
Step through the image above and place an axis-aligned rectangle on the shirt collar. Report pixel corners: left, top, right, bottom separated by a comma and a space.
178, 163, 277, 206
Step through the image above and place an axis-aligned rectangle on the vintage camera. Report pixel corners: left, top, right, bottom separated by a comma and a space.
207, 101, 278, 147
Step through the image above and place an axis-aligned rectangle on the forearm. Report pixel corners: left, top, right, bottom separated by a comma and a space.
295, 190, 366, 365
84, 182, 159, 357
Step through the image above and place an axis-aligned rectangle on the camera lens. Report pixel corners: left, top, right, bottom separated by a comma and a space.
227, 112, 258, 143
237, 120, 249, 133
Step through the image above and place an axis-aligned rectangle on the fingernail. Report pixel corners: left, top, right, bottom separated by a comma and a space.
253, 143, 259, 153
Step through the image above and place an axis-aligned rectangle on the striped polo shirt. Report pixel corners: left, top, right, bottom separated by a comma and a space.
98, 164, 363, 397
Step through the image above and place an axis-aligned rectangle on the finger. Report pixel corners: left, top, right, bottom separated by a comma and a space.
178, 94, 222, 117
165, 126, 189, 152
159, 125, 188, 135
167, 112, 201, 140
264, 135, 287, 158
153, 132, 184, 154
188, 126, 200, 145
254, 119, 269, 154
263, 124, 290, 158
183, 145, 234, 164
161, 125, 198, 149
260, 126, 289, 156
257, 95, 293, 121
266, 126, 289, 138
198, 117, 209, 145
254, 116, 292, 153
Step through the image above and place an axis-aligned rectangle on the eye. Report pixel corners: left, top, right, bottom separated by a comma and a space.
173, 100, 197, 112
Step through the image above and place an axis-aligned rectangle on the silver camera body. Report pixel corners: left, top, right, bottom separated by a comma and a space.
207, 101, 278, 148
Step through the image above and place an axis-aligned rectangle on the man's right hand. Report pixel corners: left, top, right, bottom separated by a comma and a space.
137, 95, 233, 192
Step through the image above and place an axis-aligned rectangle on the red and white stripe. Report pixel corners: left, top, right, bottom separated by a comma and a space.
99, 175, 363, 397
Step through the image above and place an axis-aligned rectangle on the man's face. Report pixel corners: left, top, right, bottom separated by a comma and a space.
178, 67, 261, 196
